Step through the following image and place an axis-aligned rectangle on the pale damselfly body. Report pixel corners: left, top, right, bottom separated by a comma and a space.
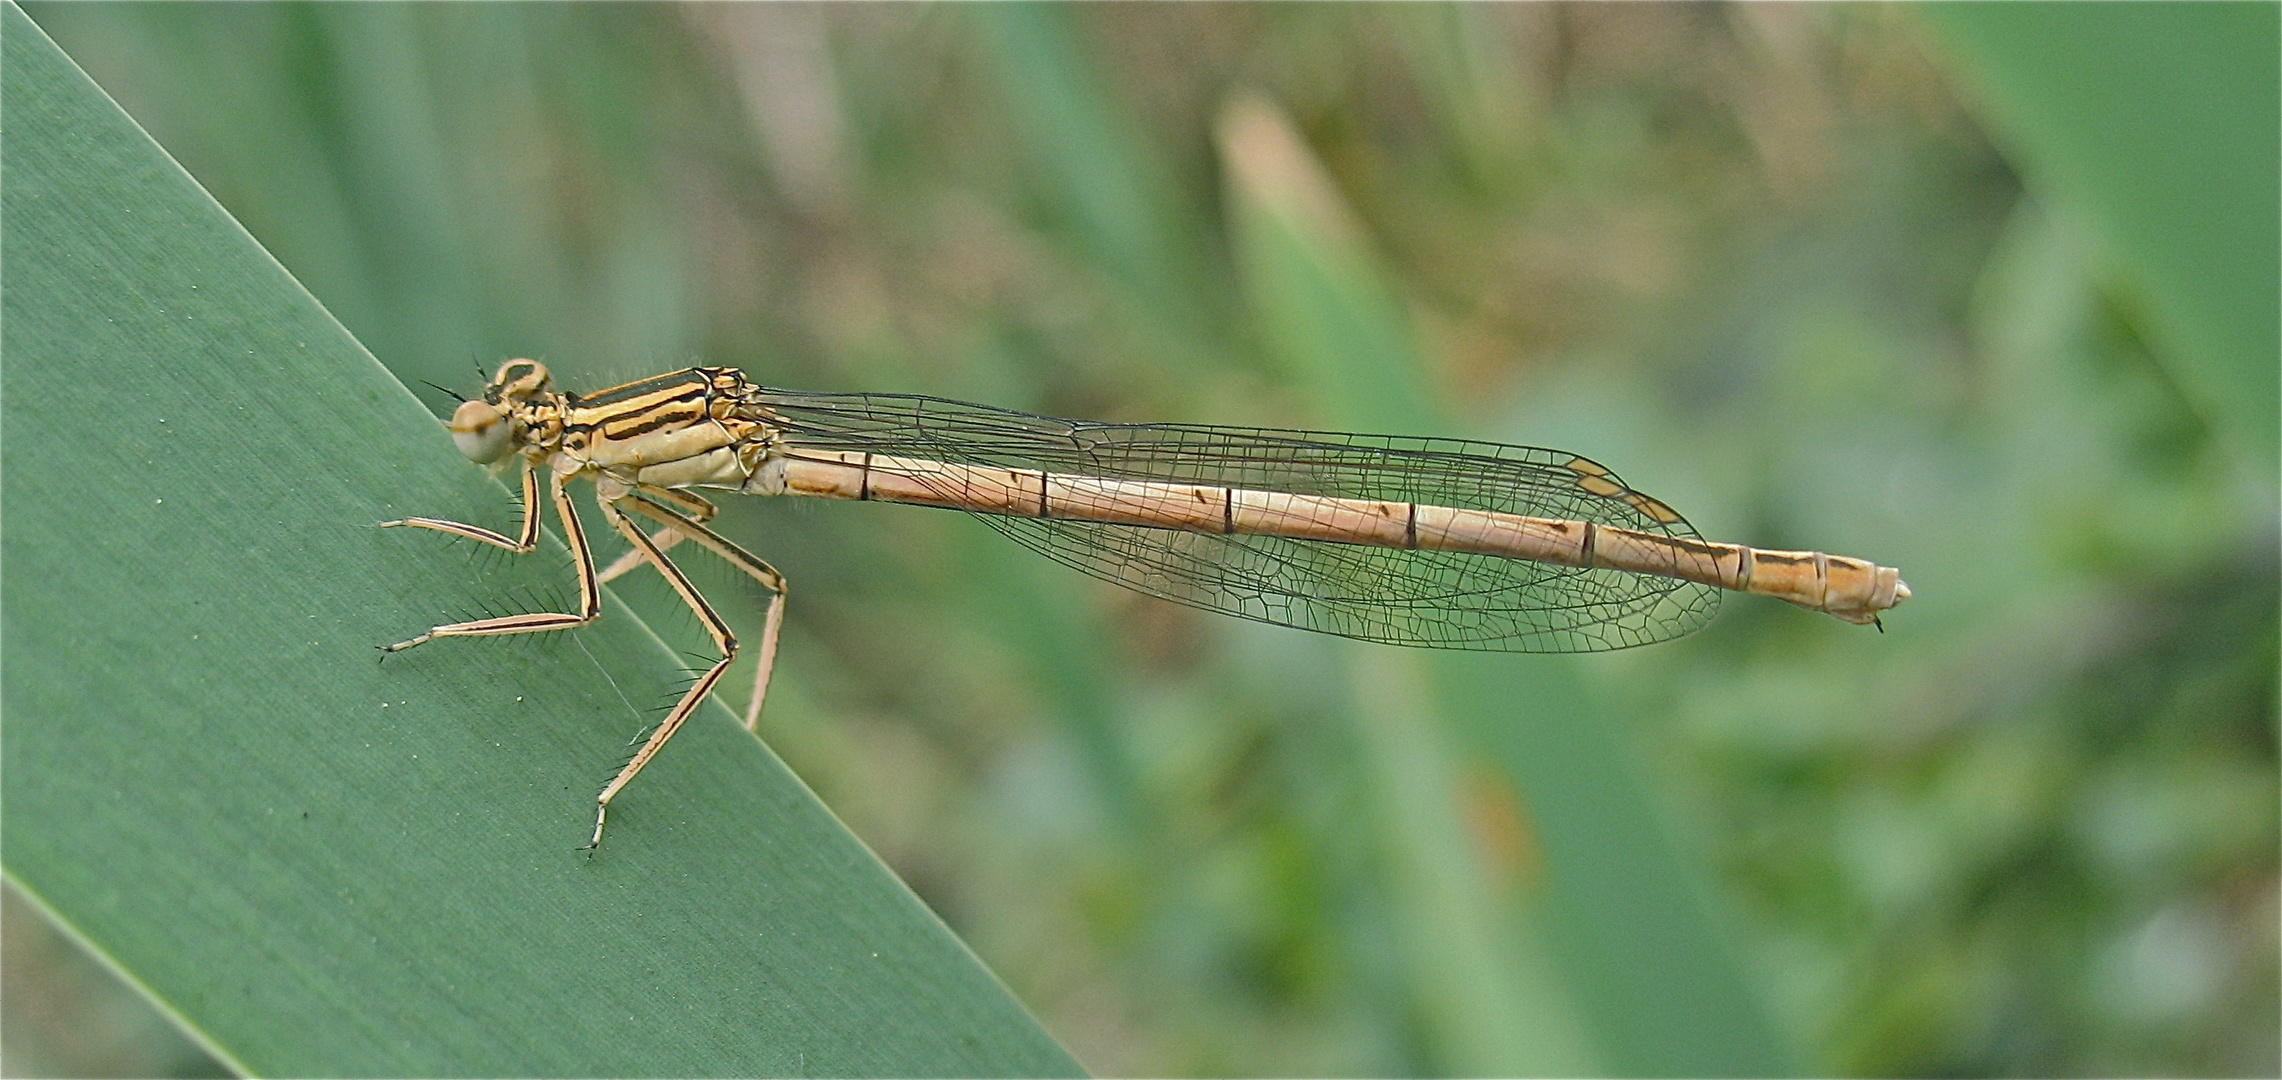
384, 360, 1910, 847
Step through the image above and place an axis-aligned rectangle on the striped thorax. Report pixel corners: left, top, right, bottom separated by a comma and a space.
449, 362, 784, 501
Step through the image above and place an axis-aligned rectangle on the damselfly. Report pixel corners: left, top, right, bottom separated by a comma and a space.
385, 361, 1910, 846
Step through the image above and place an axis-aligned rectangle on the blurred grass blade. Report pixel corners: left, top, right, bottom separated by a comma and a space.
0, 8, 1078, 1075
1219, 91, 1792, 1078
967, 2, 1226, 382
1217, 93, 1437, 435
1220, 95, 1573, 1073
1920, 2, 2281, 475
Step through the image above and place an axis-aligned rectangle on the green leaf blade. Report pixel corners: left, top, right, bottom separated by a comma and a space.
0, 7, 1078, 1075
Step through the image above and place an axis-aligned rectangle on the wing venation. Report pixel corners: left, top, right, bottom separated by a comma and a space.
747, 389, 1720, 651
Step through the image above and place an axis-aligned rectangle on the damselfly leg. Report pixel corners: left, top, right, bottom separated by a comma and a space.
379, 464, 601, 650
383, 466, 785, 849
596, 484, 717, 583
583, 489, 744, 849
613, 491, 787, 736
380, 457, 544, 553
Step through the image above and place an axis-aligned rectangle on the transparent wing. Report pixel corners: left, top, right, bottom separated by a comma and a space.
747, 388, 1720, 652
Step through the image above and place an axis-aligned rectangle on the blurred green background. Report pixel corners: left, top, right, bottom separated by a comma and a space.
7, 3, 2274, 1076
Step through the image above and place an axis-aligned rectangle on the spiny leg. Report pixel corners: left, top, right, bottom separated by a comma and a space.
380, 459, 544, 552
586, 496, 741, 849
381, 467, 601, 652
597, 487, 717, 584
619, 491, 785, 734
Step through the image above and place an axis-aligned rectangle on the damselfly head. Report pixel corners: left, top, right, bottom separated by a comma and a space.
486, 359, 553, 404
450, 398, 516, 463
452, 359, 553, 462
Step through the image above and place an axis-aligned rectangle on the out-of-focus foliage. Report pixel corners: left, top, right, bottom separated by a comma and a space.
14, 4, 2273, 1076
1923, 1, 2280, 472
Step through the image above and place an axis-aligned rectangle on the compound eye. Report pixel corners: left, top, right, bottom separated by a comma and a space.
449, 399, 515, 463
